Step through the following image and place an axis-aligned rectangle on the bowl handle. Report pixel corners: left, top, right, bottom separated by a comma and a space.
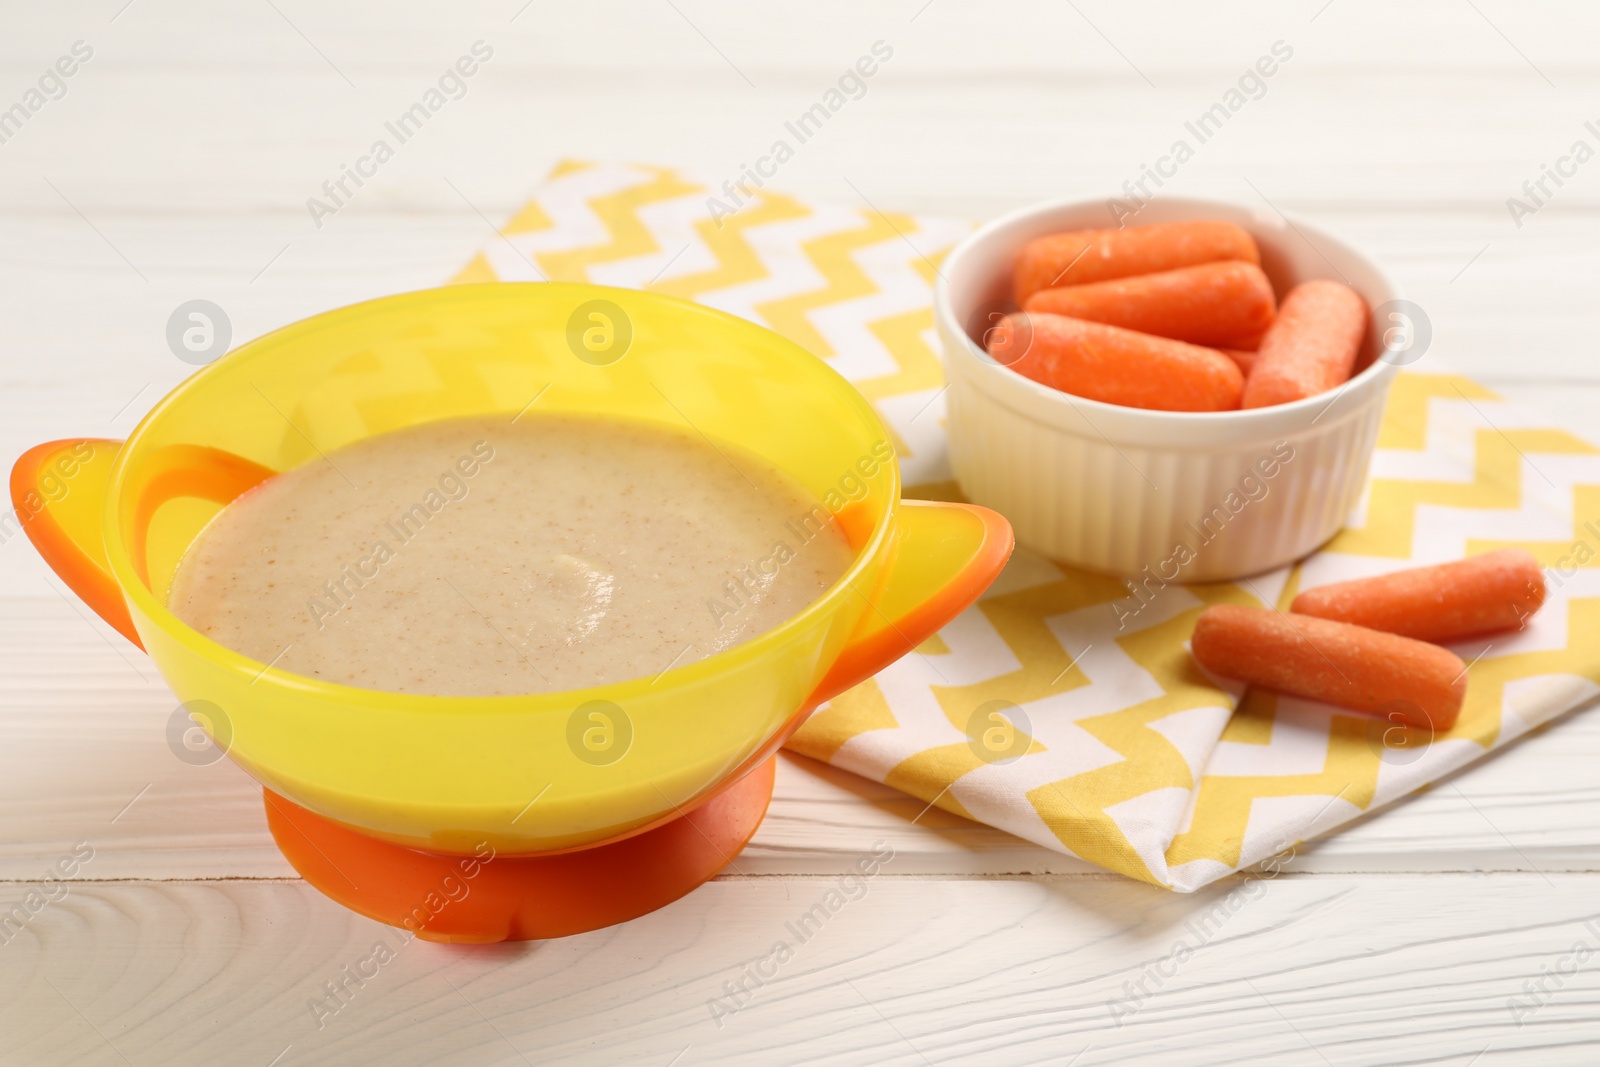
11, 438, 277, 650
807, 499, 1014, 708
12, 439, 141, 647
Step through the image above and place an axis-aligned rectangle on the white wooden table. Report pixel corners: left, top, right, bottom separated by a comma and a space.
4, 2, 1600, 1062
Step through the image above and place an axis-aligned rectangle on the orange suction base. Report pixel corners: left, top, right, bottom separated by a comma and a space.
265, 757, 776, 943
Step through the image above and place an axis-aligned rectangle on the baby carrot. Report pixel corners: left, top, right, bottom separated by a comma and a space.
989, 312, 1243, 412
1290, 548, 1546, 643
1022, 262, 1277, 348
1241, 279, 1368, 409
1012, 220, 1261, 304
1191, 604, 1468, 730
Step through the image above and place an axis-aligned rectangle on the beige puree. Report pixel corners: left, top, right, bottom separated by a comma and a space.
167, 414, 855, 696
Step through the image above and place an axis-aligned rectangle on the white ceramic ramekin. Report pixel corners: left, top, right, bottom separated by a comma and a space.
936, 196, 1403, 582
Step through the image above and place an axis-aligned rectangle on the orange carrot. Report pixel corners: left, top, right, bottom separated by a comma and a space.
989, 312, 1243, 412
1290, 548, 1546, 643
1221, 348, 1257, 376
1241, 280, 1368, 409
1013, 221, 1261, 304
1022, 262, 1277, 348
1191, 604, 1468, 730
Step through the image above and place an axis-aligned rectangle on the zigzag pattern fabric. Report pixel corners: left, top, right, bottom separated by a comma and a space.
453, 161, 1600, 891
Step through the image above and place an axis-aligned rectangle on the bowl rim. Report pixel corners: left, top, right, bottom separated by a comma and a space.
103, 281, 902, 715
934, 193, 1405, 442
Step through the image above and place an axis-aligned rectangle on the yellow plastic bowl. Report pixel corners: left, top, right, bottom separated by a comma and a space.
14, 283, 1011, 855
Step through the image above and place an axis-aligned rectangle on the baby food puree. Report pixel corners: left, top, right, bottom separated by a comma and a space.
167, 414, 855, 697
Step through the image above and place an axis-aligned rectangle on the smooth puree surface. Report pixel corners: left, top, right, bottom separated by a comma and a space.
166, 415, 855, 696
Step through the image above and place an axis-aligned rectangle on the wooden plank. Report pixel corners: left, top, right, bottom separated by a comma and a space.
3, 66, 1599, 216
0, 0, 1597, 220
2, 875, 1599, 1064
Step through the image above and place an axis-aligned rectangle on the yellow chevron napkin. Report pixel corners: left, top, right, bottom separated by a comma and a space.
454, 161, 1600, 891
